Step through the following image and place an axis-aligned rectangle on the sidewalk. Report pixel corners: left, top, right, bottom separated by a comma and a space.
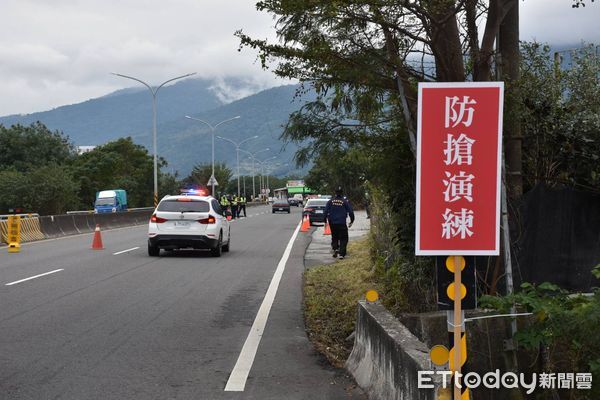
304, 210, 370, 268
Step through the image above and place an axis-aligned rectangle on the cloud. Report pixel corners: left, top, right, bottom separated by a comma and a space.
0, 0, 284, 115
520, 0, 600, 46
0, 0, 598, 115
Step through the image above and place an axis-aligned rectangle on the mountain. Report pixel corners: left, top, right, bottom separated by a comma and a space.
0, 78, 224, 145
0, 79, 313, 176
133, 84, 312, 176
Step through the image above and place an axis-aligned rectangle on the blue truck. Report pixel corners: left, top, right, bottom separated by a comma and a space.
94, 190, 128, 213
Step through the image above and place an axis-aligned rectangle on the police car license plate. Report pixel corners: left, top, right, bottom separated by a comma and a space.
174, 221, 191, 227
278, 208, 284, 210
315, 210, 323, 214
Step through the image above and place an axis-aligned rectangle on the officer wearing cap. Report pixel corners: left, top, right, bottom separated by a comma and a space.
324, 186, 355, 259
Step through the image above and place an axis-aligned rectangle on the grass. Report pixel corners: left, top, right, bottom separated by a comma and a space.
303, 237, 380, 368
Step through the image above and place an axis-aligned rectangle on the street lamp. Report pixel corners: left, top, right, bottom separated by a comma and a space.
239, 148, 270, 200
265, 162, 289, 198
256, 156, 278, 201
185, 115, 241, 196
112, 72, 196, 206
216, 135, 259, 197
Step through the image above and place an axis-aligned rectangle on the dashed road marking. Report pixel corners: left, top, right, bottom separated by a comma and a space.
113, 247, 140, 255
5, 269, 64, 286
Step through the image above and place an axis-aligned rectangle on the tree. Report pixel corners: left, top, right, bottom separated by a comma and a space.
0, 122, 76, 171
305, 147, 369, 205
518, 43, 600, 191
0, 170, 30, 213
73, 137, 162, 208
238, 1, 594, 201
159, 172, 181, 198
0, 166, 79, 215
238, 1, 525, 149
183, 162, 232, 196
26, 164, 80, 215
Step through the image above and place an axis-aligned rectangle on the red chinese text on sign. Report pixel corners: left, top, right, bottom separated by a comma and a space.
416, 82, 504, 256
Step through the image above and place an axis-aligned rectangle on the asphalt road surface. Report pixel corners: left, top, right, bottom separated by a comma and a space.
0, 205, 365, 400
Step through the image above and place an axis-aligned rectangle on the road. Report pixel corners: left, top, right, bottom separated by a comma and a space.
0, 205, 364, 399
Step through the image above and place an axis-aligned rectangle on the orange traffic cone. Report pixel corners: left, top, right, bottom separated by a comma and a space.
300, 215, 310, 232
323, 222, 331, 236
91, 224, 104, 250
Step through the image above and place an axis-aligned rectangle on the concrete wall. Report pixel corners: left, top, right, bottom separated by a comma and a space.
0, 210, 152, 244
346, 301, 441, 400
347, 302, 519, 400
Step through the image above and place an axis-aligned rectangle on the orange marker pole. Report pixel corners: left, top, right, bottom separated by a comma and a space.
453, 255, 462, 400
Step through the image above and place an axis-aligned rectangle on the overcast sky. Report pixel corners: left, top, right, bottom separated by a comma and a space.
0, 0, 598, 116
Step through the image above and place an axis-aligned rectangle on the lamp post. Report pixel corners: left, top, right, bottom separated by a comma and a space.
185, 115, 241, 197
256, 156, 278, 201
216, 135, 259, 197
111, 72, 196, 206
265, 162, 289, 199
240, 148, 270, 200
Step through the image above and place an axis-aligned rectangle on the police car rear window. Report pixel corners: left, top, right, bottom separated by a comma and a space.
157, 199, 210, 212
306, 200, 328, 207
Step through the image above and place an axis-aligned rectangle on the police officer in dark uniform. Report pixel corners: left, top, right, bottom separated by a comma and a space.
324, 187, 355, 259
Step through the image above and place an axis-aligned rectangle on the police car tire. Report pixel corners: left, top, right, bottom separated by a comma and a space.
223, 231, 231, 252
148, 242, 160, 257
211, 233, 223, 257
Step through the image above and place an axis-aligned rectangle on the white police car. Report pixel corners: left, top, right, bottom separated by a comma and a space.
148, 194, 231, 257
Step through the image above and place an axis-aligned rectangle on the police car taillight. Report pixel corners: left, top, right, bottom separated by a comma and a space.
151, 214, 167, 223
197, 215, 216, 224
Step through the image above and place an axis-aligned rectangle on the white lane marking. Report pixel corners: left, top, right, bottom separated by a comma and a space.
112, 247, 140, 255
5, 269, 64, 286
224, 220, 302, 392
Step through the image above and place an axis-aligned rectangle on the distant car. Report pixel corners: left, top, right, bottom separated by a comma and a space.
288, 197, 301, 207
303, 198, 329, 224
272, 199, 291, 213
147, 195, 230, 257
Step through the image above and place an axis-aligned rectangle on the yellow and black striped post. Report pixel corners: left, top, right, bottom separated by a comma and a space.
153, 192, 158, 208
